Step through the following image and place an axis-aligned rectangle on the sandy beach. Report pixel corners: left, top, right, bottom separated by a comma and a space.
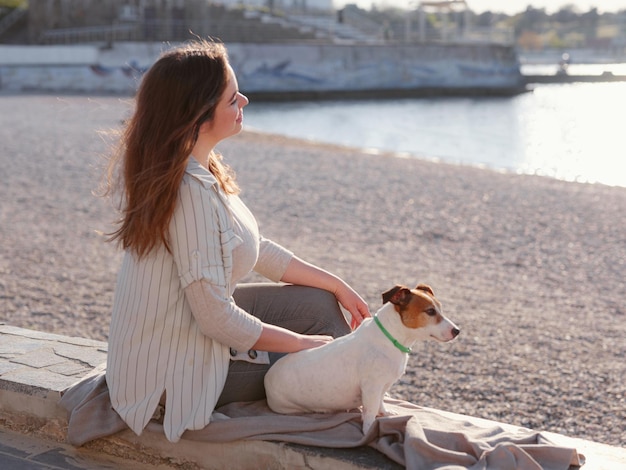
0, 94, 624, 447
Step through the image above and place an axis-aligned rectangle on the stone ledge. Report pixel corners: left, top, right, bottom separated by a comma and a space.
1, 325, 625, 469
0, 325, 395, 469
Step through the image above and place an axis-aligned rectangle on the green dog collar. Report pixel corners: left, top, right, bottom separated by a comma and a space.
373, 315, 411, 354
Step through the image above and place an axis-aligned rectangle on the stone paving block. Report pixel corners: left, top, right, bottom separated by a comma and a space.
0, 362, 23, 375
0, 325, 107, 352
51, 344, 107, 369
10, 348, 66, 369
0, 323, 107, 348
0, 325, 69, 342
1, 367, 78, 393
46, 362, 92, 377
57, 336, 108, 350
0, 335, 47, 356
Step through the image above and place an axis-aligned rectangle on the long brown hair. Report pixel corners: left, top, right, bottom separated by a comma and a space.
105, 39, 240, 258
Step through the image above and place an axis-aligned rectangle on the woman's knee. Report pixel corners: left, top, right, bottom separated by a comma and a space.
298, 286, 339, 311
296, 287, 350, 338
234, 283, 350, 338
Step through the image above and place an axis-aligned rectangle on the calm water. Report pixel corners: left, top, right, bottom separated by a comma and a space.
243, 79, 626, 188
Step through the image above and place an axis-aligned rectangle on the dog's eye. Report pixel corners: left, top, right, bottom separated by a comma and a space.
425, 308, 437, 317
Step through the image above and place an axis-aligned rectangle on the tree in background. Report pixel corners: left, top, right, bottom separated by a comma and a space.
0, 0, 26, 7
517, 30, 543, 51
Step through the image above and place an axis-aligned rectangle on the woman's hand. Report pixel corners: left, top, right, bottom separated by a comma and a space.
280, 256, 371, 330
254, 325, 333, 353
333, 282, 371, 329
295, 334, 334, 351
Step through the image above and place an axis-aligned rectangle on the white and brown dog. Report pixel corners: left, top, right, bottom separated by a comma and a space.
264, 284, 460, 434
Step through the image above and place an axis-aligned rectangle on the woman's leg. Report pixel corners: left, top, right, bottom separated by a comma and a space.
216, 283, 350, 407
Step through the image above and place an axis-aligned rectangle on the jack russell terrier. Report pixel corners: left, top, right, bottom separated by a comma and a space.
264, 284, 460, 435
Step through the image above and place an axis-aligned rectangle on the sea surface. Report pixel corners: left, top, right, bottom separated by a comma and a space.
243, 66, 626, 188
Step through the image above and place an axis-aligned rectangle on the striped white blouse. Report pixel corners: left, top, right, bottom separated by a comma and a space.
106, 158, 293, 442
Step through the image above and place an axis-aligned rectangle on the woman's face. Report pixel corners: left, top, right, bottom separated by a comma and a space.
207, 65, 249, 143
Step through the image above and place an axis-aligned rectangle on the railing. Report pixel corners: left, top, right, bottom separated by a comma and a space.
39, 23, 142, 44
38, 18, 319, 44
399, 24, 514, 46
462, 27, 515, 46
285, 10, 515, 46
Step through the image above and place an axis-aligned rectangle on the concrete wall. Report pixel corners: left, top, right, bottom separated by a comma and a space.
229, 42, 523, 94
0, 42, 524, 96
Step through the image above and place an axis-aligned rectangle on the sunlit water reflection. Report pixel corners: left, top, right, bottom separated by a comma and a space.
243, 81, 626, 187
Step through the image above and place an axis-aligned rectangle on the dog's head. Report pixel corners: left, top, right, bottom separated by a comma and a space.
382, 284, 460, 342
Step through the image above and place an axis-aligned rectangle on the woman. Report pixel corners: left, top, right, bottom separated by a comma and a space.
103, 39, 370, 443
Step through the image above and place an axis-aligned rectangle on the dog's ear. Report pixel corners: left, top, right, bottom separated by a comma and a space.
415, 284, 434, 296
382, 285, 411, 306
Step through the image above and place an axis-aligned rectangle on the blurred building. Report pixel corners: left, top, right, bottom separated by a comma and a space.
217, 0, 332, 10
22, 0, 331, 44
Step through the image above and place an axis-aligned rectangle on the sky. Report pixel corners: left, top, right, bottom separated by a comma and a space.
333, 1, 626, 14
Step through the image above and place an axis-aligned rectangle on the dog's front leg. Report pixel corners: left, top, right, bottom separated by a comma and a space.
377, 388, 400, 417
360, 406, 377, 435
360, 384, 388, 435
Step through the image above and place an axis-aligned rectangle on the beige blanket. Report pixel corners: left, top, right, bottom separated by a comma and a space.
60, 369, 582, 470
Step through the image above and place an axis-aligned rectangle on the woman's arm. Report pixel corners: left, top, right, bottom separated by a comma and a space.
280, 256, 371, 329
186, 279, 334, 353
252, 324, 333, 352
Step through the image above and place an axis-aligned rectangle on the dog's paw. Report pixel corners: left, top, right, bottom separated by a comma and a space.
377, 409, 398, 417
377, 403, 399, 417
362, 416, 375, 435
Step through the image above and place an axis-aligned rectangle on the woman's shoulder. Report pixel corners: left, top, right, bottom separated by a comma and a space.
183, 158, 219, 190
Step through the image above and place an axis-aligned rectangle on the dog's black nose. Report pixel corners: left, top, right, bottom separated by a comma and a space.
452, 328, 460, 337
